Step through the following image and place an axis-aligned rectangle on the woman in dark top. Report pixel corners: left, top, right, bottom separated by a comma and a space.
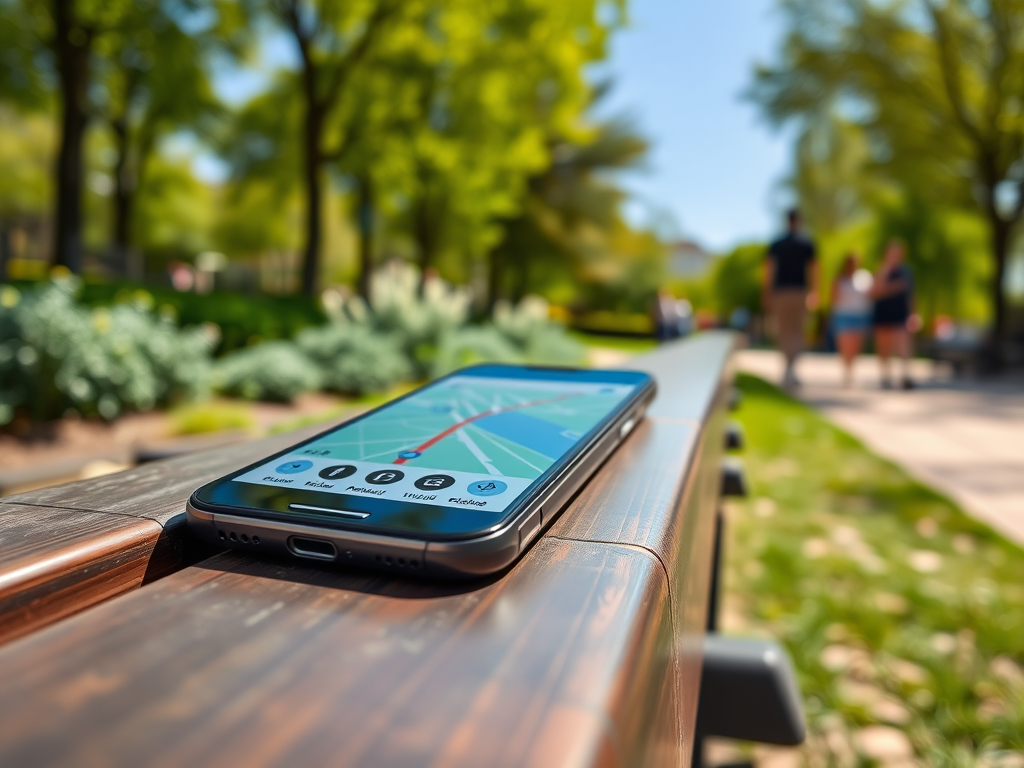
871, 240, 918, 389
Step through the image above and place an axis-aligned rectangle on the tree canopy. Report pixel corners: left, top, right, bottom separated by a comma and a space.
752, 0, 1024, 350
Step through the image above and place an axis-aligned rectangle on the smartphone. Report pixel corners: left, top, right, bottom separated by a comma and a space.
186, 364, 655, 578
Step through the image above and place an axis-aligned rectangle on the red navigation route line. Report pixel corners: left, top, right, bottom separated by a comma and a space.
392, 393, 578, 465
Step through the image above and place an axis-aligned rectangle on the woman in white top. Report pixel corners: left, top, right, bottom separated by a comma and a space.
831, 253, 873, 385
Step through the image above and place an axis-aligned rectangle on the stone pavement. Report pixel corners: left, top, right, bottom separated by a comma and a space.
737, 349, 1024, 546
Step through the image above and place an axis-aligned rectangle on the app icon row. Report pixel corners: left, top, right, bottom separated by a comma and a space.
275, 461, 508, 496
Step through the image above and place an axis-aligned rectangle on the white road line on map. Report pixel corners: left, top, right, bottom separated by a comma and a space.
455, 429, 500, 475
357, 418, 365, 460
466, 425, 544, 473
448, 402, 500, 475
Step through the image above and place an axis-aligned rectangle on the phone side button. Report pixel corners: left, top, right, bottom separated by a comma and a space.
518, 508, 542, 548
288, 504, 370, 519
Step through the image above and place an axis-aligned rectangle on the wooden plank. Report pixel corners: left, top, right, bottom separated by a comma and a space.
2, 423, 332, 527
630, 331, 736, 422
0, 539, 681, 768
0, 425, 333, 644
0, 503, 164, 645
0, 332, 736, 678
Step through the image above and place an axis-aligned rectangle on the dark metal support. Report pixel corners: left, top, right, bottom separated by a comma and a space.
724, 422, 745, 451
721, 458, 748, 498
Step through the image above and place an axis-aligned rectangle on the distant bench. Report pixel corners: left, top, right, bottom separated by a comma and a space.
0, 332, 801, 767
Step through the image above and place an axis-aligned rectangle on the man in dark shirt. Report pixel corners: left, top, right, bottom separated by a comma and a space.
763, 209, 819, 388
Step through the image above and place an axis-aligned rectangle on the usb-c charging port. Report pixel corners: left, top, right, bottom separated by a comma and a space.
288, 536, 337, 561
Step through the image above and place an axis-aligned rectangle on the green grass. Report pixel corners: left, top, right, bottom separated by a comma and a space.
569, 330, 658, 354
265, 383, 418, 435
169, 401, 256, 436
728, 374, 1024, 765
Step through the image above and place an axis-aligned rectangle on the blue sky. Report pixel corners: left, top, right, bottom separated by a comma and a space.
597, 0, 794, 251
201, 1, 794, 253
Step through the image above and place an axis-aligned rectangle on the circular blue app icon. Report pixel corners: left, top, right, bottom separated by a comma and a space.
276, 459, 314, 474
467, 479, 508, 497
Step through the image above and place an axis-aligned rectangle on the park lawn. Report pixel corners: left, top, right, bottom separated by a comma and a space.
726, 373, 1024, 767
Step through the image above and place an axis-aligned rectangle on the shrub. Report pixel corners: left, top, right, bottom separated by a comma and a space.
77, 282, 326, 355
296, 324, 412, 396
321, 263, 584, 379
0, 279, 213, 425
321, 262, 471, 378
431, 326, 524, 378
213, 341, 322, 403
493, 296, 587, 367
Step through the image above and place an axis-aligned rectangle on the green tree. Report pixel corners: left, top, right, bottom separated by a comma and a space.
487, 111, 649, 308
255, 0, 405, 297
713, 243, 765, 318
752, 0, 1024, 354
94, 2, 221, 276
5, 0, 135, 273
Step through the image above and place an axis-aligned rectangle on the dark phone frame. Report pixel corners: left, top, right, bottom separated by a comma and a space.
190, 364, 654, 542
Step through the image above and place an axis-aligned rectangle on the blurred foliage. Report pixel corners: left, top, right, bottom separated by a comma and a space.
751, 0, 1024, 345
0, 278, 213, 424
213, 340, 323, 402
730, 372, 1024, 765
171, 263, 586, 404
0, 0, 664, 317
297, 324, 413, 396
69, 282, 326, 355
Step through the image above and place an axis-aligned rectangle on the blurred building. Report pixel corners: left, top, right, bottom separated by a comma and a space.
667, 240, 712, 278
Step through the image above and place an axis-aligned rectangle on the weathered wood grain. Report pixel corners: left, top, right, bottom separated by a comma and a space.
3, 423, 333, 526
0, 539, 680, 768
0, 332, 737, 767
0, 503, 163, 644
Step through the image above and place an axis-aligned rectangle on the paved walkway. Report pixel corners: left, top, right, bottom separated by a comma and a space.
737, 350, 1024, 546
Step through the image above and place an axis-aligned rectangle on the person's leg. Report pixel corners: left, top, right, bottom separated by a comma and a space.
837, 331, 858, 385
896, 327, 914, 388
775, 291, 805, 386
875, 327, 895, 387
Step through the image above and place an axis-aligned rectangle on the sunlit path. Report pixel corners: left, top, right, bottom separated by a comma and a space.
738, 349, 1024, 546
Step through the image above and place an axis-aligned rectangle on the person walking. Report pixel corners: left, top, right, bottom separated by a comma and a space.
871, 239, 918, 389
763, 209, 819, 388
830, 253, 872, 386
652, 287, 680, 342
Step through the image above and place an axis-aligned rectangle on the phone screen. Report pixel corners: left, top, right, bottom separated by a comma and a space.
233, 374, 637, 516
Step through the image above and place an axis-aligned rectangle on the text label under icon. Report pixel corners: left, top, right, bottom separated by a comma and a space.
414, 474, 455, 491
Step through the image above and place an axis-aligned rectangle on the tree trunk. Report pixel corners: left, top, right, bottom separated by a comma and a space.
0, 225, 10, 282
486, 242, 505, 313
51, 0, 91, 274
111, 118, 133, 277
988, 213, 1011, 356
355, 172, 374, 301
414, 198, 436, 295
299, 65, 323, 297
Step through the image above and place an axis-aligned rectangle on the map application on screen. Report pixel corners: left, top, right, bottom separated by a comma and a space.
235, 375, 636, 513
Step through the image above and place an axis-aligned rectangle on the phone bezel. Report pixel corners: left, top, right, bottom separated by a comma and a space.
190, 364, 654, 542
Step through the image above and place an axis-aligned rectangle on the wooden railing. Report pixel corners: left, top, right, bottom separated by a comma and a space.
0, 331, 738, 767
